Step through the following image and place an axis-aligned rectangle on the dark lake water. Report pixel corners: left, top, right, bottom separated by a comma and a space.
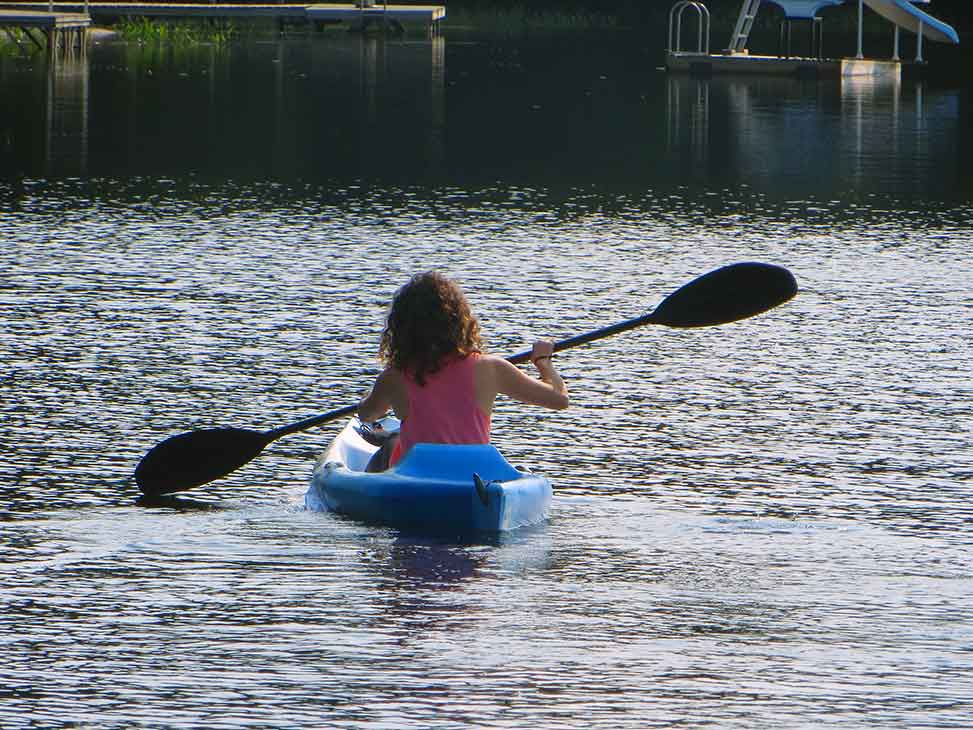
2, 27, 972, 728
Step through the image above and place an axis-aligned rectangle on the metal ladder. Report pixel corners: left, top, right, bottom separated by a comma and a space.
727, 0, 762, 53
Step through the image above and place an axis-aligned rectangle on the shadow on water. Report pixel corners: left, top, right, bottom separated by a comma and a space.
135, 493, 228, 511
361, 525, 552, 601
379, 538, 485, 589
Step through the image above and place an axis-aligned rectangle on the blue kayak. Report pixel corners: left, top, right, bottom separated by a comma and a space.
306, 417, 552, 534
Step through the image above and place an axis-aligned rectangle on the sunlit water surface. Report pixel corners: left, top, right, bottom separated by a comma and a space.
1, 30, 972, 728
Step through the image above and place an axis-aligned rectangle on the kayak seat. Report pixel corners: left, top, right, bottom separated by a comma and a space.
365, 435, 398, 473
393, 443, 524, 483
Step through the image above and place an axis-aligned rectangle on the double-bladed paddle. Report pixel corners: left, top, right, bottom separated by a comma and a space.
134, 261, 797, 496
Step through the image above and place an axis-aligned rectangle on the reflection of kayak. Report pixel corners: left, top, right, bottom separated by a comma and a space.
306, 417, 552, 534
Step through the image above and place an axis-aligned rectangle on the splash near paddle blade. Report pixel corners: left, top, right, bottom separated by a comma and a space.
134, 428, 270, 496
648, 262, 797, 328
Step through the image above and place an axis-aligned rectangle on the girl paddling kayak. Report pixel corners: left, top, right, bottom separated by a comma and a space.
357, 271, 569, 470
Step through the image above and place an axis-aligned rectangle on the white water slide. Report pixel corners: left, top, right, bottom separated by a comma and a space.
765, 1, 959, 43
861, 0, 959, 44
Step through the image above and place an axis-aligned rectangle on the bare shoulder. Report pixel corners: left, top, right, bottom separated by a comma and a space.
485, 354, 533, 389
376, 366, 404, 386
483, 353, 569, 410
369, 366, 407, 402
476, 353, 508, 368
476, 353, 515, 380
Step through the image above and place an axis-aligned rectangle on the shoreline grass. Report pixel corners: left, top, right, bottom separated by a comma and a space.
116, 17, 246, 45
0, 28, 32, 56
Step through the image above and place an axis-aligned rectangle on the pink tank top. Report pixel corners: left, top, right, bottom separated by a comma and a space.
391, 353, 491, 465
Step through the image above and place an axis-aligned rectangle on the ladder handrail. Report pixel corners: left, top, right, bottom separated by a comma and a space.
728, 0, 762, 53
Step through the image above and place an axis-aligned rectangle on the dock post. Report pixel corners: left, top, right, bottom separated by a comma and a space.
892, 25, 900, 61
856, 0, 863, 59
916, 20, 924, 62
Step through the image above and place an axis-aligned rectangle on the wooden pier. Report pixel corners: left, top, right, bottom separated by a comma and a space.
1, 3, 446, 34
666, 51, 842, 78
308, 3, 445, 33
0, 8, 90, 59
667, 51, 914, 82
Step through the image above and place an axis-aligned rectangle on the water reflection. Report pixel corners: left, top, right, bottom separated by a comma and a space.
664, 72, 961, 195
321, 36, 446, 178
666, 72, 708, 169
45, 56, 89, 175
2, 35, 447, 181
3, 32, 968, 196
365, 526, 552, 589
379, 539, 483, 592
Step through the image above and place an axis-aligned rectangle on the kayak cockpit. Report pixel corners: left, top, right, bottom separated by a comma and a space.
306, 417, 552, 534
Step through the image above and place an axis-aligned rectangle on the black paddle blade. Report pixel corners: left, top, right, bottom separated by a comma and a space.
648, 262, 797, 327
134, 428, 271, 496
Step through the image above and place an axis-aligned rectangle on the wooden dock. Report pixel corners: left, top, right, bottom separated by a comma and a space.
666, 52, 842, 79
664, 0, 955, 81
308, 3, 444, 32
666, 51, 903, 82
2, 3, 446, 33
0, 8, 90, 58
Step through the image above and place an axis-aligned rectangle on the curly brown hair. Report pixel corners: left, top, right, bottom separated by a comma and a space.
380, 271, 483, 385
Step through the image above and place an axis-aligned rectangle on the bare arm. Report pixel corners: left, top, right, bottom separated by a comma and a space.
358, 368, 407, 423
491, 342, 569, 411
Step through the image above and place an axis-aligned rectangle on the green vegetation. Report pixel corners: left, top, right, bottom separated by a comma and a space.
116, 17, 245, 45
0, 28, 29, 56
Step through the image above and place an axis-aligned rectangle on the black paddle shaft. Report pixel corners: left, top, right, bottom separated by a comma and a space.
134, 261, 797, 495
506, 262, 797, 364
